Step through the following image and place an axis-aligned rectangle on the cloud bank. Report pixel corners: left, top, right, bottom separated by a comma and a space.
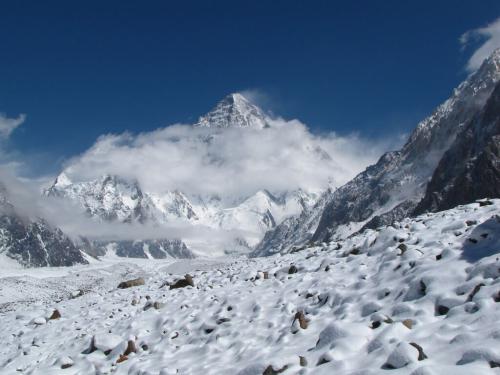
61, 118, 399, 200
461, 17, 500, 72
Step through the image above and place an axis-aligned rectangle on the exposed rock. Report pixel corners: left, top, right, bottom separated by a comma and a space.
288, 265, 298, 274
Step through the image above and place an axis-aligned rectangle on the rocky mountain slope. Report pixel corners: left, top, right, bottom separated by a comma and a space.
255, 48, 500, 256
1, 199, 499, 373
415, 79, 500, 214
0, 185, 88, 267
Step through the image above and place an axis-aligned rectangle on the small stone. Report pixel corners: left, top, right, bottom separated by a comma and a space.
494, 292, 500, 303
467, 283, 485, 302
59, 356, 74, 369
402, 319, 413, 329
169, 274, 195, 289
397, 243, 408, 254
263, 365, 288, 375
116, 354, 128, 363
409, 342, 428, 361
117, 278, 145, 289
299, 356, 307, 366
288, 265, 298, 274
123, 340, 136, 356
466, 220, 477, 226
478, 199, 493, 207
436, 305, 450, 316
153, 301, 164, 310
49, 310, 61, 320
371, 321, 381, 329
293, 311, 308, 330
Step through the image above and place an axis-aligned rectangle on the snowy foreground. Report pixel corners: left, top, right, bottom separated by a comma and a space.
1, 201, 500, 374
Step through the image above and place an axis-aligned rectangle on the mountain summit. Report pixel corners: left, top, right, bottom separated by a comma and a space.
194, 93, 271, 129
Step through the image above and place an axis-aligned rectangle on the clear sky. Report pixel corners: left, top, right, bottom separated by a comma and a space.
1, 1, 500, 174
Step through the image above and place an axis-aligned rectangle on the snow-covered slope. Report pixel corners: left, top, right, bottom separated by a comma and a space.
1, 199, 499, 374
256, 48, 500, 256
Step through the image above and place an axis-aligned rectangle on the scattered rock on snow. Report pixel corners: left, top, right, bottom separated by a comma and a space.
169, 274, 195, 289
384, 342, 419, 369
409, 342, 428, 361
49, 309, 61, 320
292, 311, 308, 332
262, 364, 288, 374
117, 278, 145, 289
402, 319, 414, 329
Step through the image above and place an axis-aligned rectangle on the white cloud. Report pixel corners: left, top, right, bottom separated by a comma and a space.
61, 118, 400, 201
0, 113, 25, 139
461, 17, 500, 72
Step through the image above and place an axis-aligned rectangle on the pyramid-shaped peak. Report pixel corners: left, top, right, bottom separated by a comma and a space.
195, 92, 271, 129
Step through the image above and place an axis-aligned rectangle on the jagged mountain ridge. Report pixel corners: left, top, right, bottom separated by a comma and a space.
254, 48, 500, 255
46, 173, 320, 253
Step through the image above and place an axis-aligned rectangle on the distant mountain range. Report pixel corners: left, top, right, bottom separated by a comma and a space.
2, 49, 500, 266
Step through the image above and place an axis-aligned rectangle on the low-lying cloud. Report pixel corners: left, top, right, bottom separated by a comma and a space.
461, 16, 500, 72
61, 117, 399, 200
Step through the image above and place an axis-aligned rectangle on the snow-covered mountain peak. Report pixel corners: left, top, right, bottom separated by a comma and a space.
195, 93, 270, 129
53, 172, 72, 188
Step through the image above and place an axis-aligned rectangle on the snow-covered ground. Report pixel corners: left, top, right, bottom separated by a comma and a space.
1, 200, 500, 374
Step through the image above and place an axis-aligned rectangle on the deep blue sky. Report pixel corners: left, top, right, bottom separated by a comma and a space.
1, 1, 499, 174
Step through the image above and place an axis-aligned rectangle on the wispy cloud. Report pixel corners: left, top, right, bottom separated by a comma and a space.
0, 112, 25, 139
461, 17, 500, 72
